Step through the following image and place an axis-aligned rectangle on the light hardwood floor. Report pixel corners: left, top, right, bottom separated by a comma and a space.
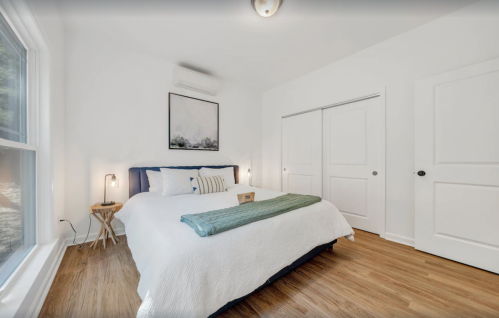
39, 230, 499, 317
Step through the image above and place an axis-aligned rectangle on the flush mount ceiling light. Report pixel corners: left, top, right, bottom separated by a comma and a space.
252, 0, 282, 18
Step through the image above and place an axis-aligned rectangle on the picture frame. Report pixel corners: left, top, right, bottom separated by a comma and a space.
169, 93, 219, 151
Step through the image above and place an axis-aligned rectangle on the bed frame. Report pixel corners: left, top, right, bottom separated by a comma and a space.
128, 165, 337, 316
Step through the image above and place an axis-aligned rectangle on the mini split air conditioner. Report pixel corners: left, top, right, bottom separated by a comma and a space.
174, 66, 220, 96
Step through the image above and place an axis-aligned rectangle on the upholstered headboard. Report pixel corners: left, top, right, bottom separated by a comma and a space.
129, 165, 239, 198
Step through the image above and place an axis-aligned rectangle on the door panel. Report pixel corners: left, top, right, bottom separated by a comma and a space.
282, 111, 322, 196
435, 71, 499, 164
288, 174, 313, 195
434, 183, 499, 247
323, 97, 384, 234
329, 108, 367, 165
415, 58, 499, 274
330, 177, 368, 217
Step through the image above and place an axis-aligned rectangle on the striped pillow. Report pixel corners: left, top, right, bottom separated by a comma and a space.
190, 176, 227, 195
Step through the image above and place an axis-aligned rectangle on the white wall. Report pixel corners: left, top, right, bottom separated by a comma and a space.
64, 29, 262, 238
262, 0, 499, 242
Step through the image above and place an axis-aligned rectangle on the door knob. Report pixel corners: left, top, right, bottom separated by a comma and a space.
372, 171, 378, 176
417, 171, 426, 176
284, 168, 286, 171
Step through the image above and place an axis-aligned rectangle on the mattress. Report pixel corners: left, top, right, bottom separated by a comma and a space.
116, 184, 354, 318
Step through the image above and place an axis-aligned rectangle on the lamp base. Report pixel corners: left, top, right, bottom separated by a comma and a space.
101, 201, 115, 206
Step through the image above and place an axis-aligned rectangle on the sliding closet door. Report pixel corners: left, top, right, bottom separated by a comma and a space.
282, 110, 322, 197
415, 58, 499, 274
323, 97, 384, 235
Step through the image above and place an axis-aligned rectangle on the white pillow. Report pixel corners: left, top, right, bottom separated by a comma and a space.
160, 168, 199, 196
199, 167, 235, 188
146, 170, 163, 193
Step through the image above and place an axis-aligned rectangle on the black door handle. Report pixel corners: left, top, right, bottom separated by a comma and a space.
417, 171, 426, 176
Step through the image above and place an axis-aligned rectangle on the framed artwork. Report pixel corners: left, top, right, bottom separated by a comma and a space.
169, 93, 219, 151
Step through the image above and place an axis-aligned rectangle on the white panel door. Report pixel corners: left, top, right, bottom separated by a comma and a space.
323, 97, 384, 234
415, 58, 499, 274
282, 110, 322, 196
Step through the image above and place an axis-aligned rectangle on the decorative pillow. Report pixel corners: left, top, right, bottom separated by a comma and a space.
160, 168, 199, 196
146, 170, 163, 193
199, 167, 235, 188
190, 176, 227, 195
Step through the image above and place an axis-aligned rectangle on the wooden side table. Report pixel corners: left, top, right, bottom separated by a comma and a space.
89, 202, 123, 249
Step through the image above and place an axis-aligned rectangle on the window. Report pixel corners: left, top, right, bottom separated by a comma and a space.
0, 11, 35, 288
0, 12, 27, 144
0, 146, 35, 286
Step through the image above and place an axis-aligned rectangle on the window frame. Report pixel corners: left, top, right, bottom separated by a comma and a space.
0, 0, 51, 296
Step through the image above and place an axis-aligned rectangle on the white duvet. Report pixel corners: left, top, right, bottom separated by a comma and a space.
116, 185, 354, 318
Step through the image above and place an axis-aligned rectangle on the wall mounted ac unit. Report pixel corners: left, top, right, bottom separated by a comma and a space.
174, 66, 220, 96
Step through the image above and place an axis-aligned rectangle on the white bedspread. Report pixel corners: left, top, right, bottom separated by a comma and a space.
116, 185, 354, 318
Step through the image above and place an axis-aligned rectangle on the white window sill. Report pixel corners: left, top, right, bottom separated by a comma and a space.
0, 238, 63, 318
0, 245, 37, 298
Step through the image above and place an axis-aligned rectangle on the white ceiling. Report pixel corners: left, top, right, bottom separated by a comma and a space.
54, 0, 476, 91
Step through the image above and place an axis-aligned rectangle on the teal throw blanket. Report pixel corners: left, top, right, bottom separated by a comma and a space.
181, 193, 322, 237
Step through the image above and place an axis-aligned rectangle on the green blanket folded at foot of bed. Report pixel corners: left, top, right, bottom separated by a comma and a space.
181, 193, 322, 237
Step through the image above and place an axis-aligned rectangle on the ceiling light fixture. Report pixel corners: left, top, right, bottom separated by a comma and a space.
252, 0, 282, 18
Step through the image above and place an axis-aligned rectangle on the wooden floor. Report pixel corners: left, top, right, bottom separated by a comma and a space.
40, 230, 499, 318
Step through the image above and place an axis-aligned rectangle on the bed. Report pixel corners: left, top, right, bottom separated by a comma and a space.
117, 165, 354, 318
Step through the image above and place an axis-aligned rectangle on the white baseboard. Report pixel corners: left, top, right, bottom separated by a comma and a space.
28, 240, 67, 318
65, 226, 126, 247
385, 232, 415, 247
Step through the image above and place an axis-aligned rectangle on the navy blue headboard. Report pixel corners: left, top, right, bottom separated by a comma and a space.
129, 165, 239, 198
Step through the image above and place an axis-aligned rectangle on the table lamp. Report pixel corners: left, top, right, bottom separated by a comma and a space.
102, 174, 117, 206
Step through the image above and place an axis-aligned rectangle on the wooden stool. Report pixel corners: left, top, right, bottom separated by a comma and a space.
89, 202, 123, 249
